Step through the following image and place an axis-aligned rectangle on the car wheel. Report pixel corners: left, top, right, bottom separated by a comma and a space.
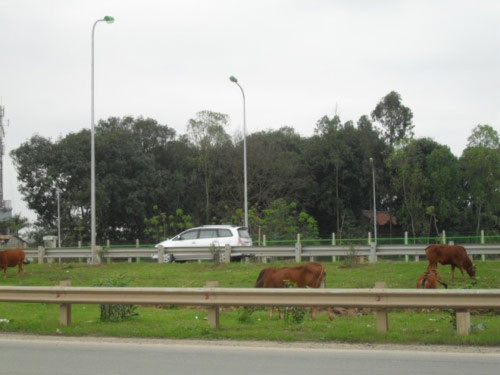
164, 253, 174, 263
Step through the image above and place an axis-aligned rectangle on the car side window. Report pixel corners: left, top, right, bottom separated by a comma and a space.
199, 229, 217, 239
179, 230, 198, 240
217, 229, 232, 238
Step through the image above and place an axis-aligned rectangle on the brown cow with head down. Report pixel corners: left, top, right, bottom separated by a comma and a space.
0, 248, 27, 278
417, 269, 448, 289
255, 262, 332, 320
425, 244, 476, 280
255, 262, 326, 288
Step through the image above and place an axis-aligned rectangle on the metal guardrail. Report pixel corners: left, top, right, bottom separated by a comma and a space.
0, 284, 498, 335
22, 243, 500, 264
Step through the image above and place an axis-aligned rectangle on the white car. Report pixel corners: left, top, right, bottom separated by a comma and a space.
152, 225, 253, 263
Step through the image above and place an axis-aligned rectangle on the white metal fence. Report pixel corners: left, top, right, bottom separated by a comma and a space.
23, 243, 500, 264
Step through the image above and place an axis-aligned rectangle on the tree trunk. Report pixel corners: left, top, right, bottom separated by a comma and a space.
475, 202, 482, 235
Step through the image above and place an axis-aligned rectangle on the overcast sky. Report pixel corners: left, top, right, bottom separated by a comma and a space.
1, 0, 499, 221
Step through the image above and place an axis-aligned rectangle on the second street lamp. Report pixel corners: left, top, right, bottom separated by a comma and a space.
369, 157, 377, 244
91, 15, 114, 264
229, 75, 248, 229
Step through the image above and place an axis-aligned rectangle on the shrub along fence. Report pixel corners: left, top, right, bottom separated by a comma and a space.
0, 280, 498, 335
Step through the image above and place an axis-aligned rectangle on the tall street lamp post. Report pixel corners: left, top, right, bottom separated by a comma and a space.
91, 15, 114, 264
229, 76, 248, 228
57, 189, 61, 248
369, 157, 377, 244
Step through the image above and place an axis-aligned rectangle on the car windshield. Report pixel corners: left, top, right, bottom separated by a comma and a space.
237, 228, 250, 238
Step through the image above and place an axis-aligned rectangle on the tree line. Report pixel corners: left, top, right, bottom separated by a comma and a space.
9, 91, 500, 245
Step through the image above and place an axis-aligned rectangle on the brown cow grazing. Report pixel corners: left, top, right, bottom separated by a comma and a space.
0, 248, 28, 278
425, 244, 476, 280
255, 262, 332, 320
417, 269, 448, 289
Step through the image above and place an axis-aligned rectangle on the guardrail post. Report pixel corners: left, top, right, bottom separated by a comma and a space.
295, 240, 302, 263
332, 233, 337, 262
224, 244, 231, 264
205, 281, 220, 329
59, 280, 71, 326
375, 281, 388, 333
95, 246, 102, 265
369, 242, 377, 263
404, 232, 409, 262
456, 310, 470, 335
106, 240, 111, 264
37, 246, 45, 264
481, 230, 485, 261
158, 245, 165, 264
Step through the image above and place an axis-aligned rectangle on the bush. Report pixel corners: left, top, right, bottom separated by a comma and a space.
282, 280, 307, 324
94, 274, 139, 322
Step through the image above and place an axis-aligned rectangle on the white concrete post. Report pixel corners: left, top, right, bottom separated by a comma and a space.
205, 281, 220, 329
368, 232, 371, 245
481, 230, 485, 261
295, 241, 302, 263
59, 280, 72, 326
224, 244, 231, 264
37, 246, 45, 264
404, 231, 409, 262
375, 281, 388, 333
442, 230, 446, 244
331, 233, 337, 262
369, 242, 377, 263
158, 245, 165, 264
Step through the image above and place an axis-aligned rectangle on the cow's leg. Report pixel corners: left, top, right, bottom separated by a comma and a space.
451, 265, 455, 280
459, 267, 465, 280
19, 262, 24, 275
327, 307, 334, 321
2, 266, 6, 279
310, 307, 317, 320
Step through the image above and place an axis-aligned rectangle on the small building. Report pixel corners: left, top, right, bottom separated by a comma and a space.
362, 210, 403, 238
0, 234, 29, 249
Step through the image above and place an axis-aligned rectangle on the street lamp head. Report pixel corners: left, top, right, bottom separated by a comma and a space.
103, 15, 115, 24
229, 75, 238, 83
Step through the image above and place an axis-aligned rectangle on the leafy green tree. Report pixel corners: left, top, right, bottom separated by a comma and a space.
426, 146, 461, 234
253, 199, 318, 241
371, 91, 414, 147
0, 214, 30, 235
467, 124, 500, 149
460, 126, 500, 234
186, 111, 232, 223
389, 138, 441, 238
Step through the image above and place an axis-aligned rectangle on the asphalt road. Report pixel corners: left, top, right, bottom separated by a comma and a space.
0, 336, 498, 375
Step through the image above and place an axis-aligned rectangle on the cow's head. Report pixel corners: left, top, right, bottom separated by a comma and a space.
467, 263, 476, 278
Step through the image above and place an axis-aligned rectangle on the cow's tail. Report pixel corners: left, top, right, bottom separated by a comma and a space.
438, 279, 448, 289
316, 265, 326, 288
254, 268, 269, 288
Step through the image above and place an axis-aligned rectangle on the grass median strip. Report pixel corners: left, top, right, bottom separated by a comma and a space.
0, 260, 499, 345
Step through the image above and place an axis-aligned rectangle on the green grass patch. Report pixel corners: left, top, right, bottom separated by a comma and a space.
0, 260, 499, 345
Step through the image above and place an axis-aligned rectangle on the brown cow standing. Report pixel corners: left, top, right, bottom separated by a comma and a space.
255, 262, 332, 320
0, 248, 27, 278
425, 244, 476, 280
416, 269, 448, 289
